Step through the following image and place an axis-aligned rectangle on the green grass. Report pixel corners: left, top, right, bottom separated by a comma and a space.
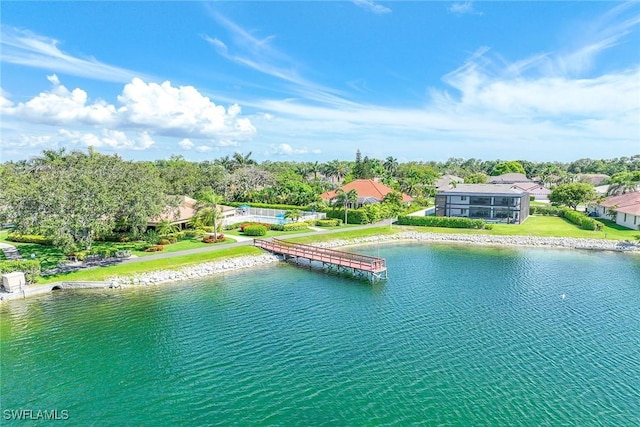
0, 233, 238, 270
396, 215, 639, 240
285, 226, 400, 244
37, 246, 263, 284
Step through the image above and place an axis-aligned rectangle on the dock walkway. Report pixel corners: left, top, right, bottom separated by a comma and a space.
254, 238, 387, 280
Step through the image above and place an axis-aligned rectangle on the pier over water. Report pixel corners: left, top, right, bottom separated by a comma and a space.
254, 238, 387, 280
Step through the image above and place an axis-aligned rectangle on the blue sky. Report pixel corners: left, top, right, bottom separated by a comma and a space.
1, 1, 639, 163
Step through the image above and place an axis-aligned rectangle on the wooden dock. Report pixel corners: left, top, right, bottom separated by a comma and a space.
254, 238, 387, 280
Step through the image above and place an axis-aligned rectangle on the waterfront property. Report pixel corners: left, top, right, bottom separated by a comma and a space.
320, 179, 413, 208
590, 191, 640, 229
435, 184, 530, 224
148, 196, 236, 230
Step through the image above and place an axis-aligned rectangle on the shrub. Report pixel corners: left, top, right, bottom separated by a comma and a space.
145, 245, 165, 252
269, 223, 285, 231
202, 234, 226, 243
283, 222, 308, 231
92, 247, 117, 258
6, 233, 52, 245
530, 205, 563, 216
243, 225, 268, 236
178, 229, 204, 239
158, 238, 171, 245
396, 215, 488, 229
560, 208, 603, 231
0, 260, 41, 284
325, 209, 371, 224
316, 219, 341, 227
240, 222, 272, 232
115, 250, 132, 258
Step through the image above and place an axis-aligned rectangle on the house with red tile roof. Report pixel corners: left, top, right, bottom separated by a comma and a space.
320, 179, 413, 207
592, 191, 640, 230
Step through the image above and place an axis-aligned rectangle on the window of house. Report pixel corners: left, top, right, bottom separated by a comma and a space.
460, 196, 467, 201
624, 213, 627, 222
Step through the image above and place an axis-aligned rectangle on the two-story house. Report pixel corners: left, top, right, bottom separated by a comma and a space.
435, 184, 530, 224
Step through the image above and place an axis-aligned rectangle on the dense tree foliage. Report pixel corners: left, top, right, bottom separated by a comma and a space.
490, 161, 527, 176
1, 149, 167, 253
549, 183, 598, 210
2, 147, 638, 254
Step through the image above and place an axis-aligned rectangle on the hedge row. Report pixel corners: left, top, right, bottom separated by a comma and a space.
396, 215, 489, 229
560, 208, 603, 231
314, 219, 342, 227
529, 205, 563, 216
6, 233, 52, 245
269, 222, 309, 231
0, 260, 41, 284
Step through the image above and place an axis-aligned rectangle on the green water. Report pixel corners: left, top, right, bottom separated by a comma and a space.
1, 243, 639, 426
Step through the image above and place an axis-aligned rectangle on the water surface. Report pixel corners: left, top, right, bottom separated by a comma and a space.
1, 243, 639, 425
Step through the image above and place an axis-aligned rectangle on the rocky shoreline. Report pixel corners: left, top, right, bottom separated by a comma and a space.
1, 232, 638, 302
313, 231, 640, 252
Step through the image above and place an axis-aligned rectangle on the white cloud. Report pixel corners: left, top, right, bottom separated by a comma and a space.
1, 76, 256, 142
353, 0, 391, 15
448, 2, 482, 16
58, 129, 155, 150
116, 78, 256, 139
0, 27, 152, 83
195, 145, 213, 152
178, 138, 194, 150
2, 74, 117, 126
271, 143, 311, 156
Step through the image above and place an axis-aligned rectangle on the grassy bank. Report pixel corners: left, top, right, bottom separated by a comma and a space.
37, 246, 262, 285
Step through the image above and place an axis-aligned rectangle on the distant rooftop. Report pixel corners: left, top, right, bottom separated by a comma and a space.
438, 184, 528, 196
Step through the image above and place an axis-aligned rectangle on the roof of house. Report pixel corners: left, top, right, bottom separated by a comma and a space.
438, 184, 528, 196
511, 182, 550, 192
599, 192, 640, 211
320, 179, 413, 203
578, 174, 610, 186
435, 174, 464, 189
149, 196, 234, 224
488, 173, 531, 184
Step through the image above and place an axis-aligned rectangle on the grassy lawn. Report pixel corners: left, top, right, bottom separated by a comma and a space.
286, 226, 399, 244
397, 216, 639, 240
37, 246, 263, 284
0, 232, 238, 271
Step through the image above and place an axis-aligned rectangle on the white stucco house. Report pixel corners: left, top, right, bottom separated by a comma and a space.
591, 192, 640, 230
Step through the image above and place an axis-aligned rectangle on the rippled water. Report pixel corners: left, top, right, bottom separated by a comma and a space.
1, 243, 639, 426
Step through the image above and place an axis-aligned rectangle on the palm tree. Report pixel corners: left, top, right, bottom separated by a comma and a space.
323, 160, 350, 184
335, 188, 358, 225
607, 173, 640, 196
156, 219, 179, 237
383, 156, 398, 177
214, 155, 234, 172
194, 189, 224, 242
232, 152, 256, 168
284, 209, 302, 222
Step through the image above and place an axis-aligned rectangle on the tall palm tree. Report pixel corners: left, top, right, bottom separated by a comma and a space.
335, 188, 358, 225
383, 156, 398, 177
232, 152, 256, 168
607, 173, 640, 196
194, 189, 224, 242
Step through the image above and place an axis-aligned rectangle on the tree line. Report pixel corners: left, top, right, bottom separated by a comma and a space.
1, 148, 638, 253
